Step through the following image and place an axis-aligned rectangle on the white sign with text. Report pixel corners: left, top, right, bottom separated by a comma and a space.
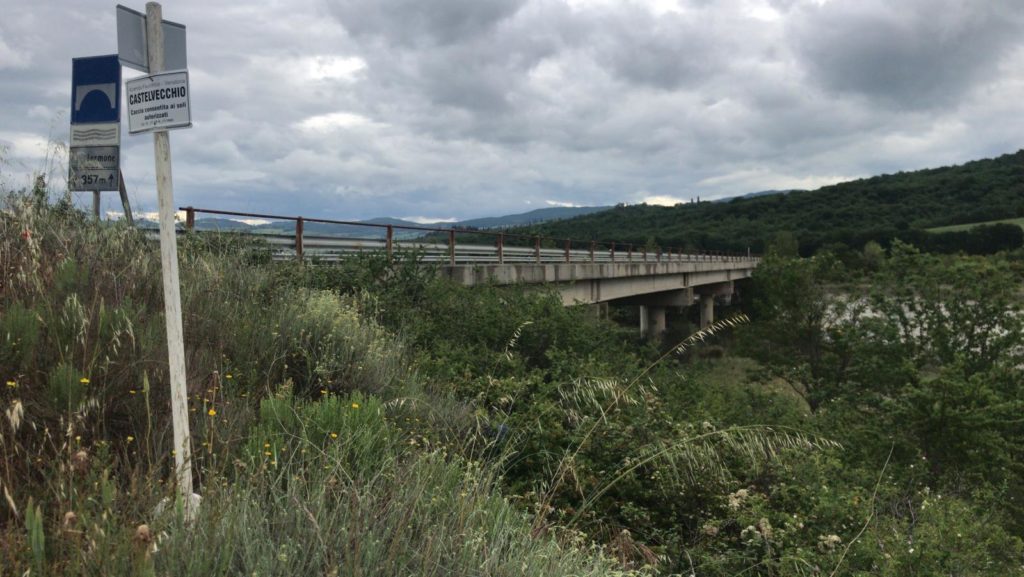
126, 70, 192, 134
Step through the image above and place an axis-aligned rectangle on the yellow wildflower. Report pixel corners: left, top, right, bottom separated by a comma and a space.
207, 408, 217, 417
79, 377, 90, 384
330, 432, 339, 439
351, 402, 360, 409
127, 436, 135, 443
5, 380, 16, 388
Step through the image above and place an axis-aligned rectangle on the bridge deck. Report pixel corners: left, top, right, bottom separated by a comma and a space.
442, 259, 758, 305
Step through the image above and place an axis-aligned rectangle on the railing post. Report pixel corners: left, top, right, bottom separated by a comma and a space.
628, 244, 633, 262
610, 242, 615, 262
642, 247, 647, 262
589, 241, 596, 263
386, 225, 394, 263
184, 206, 195, 231
497, 233, 504, 264
449, 229, 456, 266
295, 217, 304, 261
657, 248, 662, 263
535, 236, 541, 264
564, 239, 571, 263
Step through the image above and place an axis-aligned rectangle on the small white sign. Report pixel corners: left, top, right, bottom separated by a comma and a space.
71, 122, 121, 147
126, 70, 192, 134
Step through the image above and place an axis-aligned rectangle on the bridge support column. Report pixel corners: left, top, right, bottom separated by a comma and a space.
639, 305, 667, 339
700, 296, 714, 329
696, 281, 734, 329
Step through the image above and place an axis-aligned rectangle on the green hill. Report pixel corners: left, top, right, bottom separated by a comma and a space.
523, 150, 1024, 255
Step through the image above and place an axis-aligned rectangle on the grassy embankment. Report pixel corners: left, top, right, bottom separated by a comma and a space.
0, 193, 641, 576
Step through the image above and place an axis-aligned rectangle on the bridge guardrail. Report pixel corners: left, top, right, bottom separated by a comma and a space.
175, 206, 761, 266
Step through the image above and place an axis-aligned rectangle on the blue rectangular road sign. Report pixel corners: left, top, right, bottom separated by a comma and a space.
71, 55, 121, 124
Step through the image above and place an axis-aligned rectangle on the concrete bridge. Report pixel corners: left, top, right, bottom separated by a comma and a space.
181, 206, 760, 338
442, 258, 756, 338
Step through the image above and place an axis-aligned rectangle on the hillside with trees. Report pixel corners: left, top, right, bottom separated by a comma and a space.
521, 150, 1024, 256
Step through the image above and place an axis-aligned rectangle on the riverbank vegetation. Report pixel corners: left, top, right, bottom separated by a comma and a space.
2, 187, 1022, 575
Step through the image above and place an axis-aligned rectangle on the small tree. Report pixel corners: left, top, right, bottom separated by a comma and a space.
745, 252, 847, 411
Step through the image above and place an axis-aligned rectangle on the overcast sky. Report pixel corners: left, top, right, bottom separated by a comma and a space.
2, 0, 1023, 222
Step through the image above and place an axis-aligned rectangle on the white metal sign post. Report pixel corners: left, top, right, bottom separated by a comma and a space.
126, 1, 194, 507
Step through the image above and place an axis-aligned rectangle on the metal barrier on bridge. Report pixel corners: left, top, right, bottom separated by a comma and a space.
177, 206, 760, 266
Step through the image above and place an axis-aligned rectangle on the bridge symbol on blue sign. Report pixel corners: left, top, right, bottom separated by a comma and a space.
71, 55, 121, 124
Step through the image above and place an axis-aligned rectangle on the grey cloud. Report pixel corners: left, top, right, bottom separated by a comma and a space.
340, 0, 576, 119
789, 0, 1024, 108
327, 0, 527, 47
6, 0, 1024, 222
592, 9, 732, 90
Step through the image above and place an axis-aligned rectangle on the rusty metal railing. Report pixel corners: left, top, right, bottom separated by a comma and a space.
178, 206, 761, 266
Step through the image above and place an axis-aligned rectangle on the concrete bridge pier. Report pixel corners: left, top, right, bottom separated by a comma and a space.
618, 288, 692, 340
586, 301, 610, 320
699, 296, 714, 328
697, 281, 734, 328
639, 305, 667, 340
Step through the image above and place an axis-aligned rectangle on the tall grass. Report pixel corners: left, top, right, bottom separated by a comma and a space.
155, 393, 633, 577
1, 191, 642, 575
3, 388, 636, 576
